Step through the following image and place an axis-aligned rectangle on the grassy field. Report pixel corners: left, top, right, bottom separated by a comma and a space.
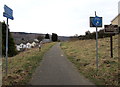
61, 35, 119, 86
2, 42, 56, 85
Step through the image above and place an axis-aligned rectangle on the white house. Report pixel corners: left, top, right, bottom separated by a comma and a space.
26, 42, 32, 49
23, 44, 27, 49
20, 43, 24, 48
19, 43, 26, 48
16, 45, 21, 51
31, 42, 36, 47
34, 39, 39, 42
16, 43, 27, 51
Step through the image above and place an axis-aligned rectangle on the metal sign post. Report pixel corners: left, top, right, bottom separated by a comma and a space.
95, 11, 99, 70
90, 11, 102, 71
3, 5, 14, 75
5, 18, 8, 75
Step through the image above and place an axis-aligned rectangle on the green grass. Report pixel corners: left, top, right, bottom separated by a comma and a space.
2, 42, 56, 85
61, 35, 119, 86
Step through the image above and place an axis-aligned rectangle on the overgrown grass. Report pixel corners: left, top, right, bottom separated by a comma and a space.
2, 42, 56, 85
61, 35, 119, 86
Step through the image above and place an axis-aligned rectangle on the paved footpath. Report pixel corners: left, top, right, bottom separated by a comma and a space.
29, 43, 96, 85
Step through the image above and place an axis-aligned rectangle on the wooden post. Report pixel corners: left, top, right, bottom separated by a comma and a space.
0, 21, 2, 87
0, 22, 2, 58
110, 35, 113, 58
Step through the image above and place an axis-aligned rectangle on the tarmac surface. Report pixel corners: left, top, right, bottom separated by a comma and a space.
29, 43, 96, 86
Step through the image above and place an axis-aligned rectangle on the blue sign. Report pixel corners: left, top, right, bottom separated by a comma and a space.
92, 16, 102, 27
3, 5, 14, 20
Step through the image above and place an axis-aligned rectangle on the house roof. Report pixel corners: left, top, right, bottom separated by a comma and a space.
111, 14, 120, 22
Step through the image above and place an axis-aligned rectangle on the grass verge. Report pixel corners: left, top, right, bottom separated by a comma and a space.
2, 42, 56, 85
60, 35, 119, 86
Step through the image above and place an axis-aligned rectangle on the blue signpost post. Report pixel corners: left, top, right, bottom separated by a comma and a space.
93, 12, 102, 71
3, 5, 14, 75
90, 11, 102, 71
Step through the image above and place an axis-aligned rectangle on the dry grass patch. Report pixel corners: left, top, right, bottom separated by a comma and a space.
2, 42, 56, 85
61, 35, 119, 86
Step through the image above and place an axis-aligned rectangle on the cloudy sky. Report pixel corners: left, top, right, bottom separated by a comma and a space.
0, 0, 119, 36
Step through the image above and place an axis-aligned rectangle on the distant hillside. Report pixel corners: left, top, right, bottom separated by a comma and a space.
11, 32, 71, 44
58, 36, 71, 41
11, 32, 45, 44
